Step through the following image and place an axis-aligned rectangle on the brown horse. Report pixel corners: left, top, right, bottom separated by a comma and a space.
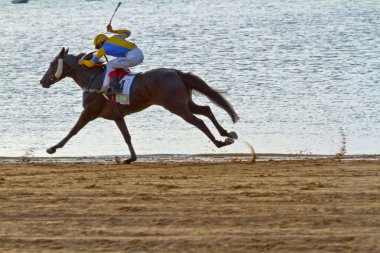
40, 47, 239, 164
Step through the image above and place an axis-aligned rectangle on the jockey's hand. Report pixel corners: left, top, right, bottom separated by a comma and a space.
107, 24, 114, 33
78, 58, 89, 69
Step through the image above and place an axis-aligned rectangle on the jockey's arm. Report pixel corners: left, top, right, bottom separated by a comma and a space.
107, 24, 131, 39
82, 48, 106, 68
112, 29, 131, 39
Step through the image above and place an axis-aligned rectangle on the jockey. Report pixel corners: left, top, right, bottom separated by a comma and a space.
81, 24, 144, 93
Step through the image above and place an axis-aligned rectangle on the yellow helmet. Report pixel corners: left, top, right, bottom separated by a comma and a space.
94, 34, 108, 48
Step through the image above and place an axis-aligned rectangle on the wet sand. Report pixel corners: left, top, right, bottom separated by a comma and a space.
0, 158, 379, 252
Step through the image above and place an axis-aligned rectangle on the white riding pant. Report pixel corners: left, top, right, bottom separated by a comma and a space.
101, 47, 144, 92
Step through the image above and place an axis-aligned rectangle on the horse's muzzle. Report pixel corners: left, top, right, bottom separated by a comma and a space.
40, 80, 51, 88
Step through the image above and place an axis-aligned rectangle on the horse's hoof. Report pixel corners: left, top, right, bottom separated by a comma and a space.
228, 131, 238, 140
123, 158, 136, 164
225, 137, 235, 145
46, 147, 56, 154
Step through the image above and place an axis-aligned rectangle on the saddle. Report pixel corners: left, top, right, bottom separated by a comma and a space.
107, 68, 131, 95
83, 67, 137, 105
83, 67, 131, 94
115, 68, 131, 80
109, 69, 139, 105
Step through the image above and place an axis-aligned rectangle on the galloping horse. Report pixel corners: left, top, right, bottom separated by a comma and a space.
40, 47, 239, 164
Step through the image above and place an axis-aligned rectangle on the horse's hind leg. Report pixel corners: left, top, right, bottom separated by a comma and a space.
188, 101, 238, 139
168, 106, 234, 148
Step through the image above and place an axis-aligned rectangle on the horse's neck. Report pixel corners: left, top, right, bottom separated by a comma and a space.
66, 55, 101, 89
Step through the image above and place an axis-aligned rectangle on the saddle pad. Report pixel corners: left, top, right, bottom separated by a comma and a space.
115, 74, 136, 105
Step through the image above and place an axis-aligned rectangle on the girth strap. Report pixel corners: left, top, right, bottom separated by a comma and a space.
83, 88, 101, 93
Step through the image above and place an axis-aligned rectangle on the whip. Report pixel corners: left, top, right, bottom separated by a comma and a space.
109, 2, 122, 26
104, 2, 121, 62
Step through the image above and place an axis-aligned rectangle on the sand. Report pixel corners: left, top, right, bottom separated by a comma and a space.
0, 158, 379, 252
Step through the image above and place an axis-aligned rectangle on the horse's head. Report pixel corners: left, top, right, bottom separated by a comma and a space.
40, 47, 70, 88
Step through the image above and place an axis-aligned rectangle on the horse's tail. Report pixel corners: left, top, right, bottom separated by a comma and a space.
176, 70, 239, 123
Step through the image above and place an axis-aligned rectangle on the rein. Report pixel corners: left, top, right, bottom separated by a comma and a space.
83, 67, 104, 93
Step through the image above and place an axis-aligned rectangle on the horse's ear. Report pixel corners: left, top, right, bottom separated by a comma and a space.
59, 47, 65, 57
65, 47, 69, 55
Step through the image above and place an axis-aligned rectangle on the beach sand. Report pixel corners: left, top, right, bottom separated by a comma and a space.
0, 158, 379, 252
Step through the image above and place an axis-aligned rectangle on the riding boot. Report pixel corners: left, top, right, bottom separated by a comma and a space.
111, 76, 121, 91
107, 76, 121, 96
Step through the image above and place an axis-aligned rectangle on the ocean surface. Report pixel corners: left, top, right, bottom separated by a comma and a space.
0, 0, 379, 157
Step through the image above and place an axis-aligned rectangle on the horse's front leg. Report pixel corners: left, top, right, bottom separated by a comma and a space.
46, 107, 100, 154
114, 118, 137, 164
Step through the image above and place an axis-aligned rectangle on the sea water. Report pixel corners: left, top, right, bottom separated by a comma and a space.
0, 0, 379, 157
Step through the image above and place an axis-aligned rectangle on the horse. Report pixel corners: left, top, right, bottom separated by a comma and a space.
40, 47, 239, 164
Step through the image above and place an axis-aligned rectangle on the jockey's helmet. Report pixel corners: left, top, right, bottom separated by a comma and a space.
94, 34, 108, 49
